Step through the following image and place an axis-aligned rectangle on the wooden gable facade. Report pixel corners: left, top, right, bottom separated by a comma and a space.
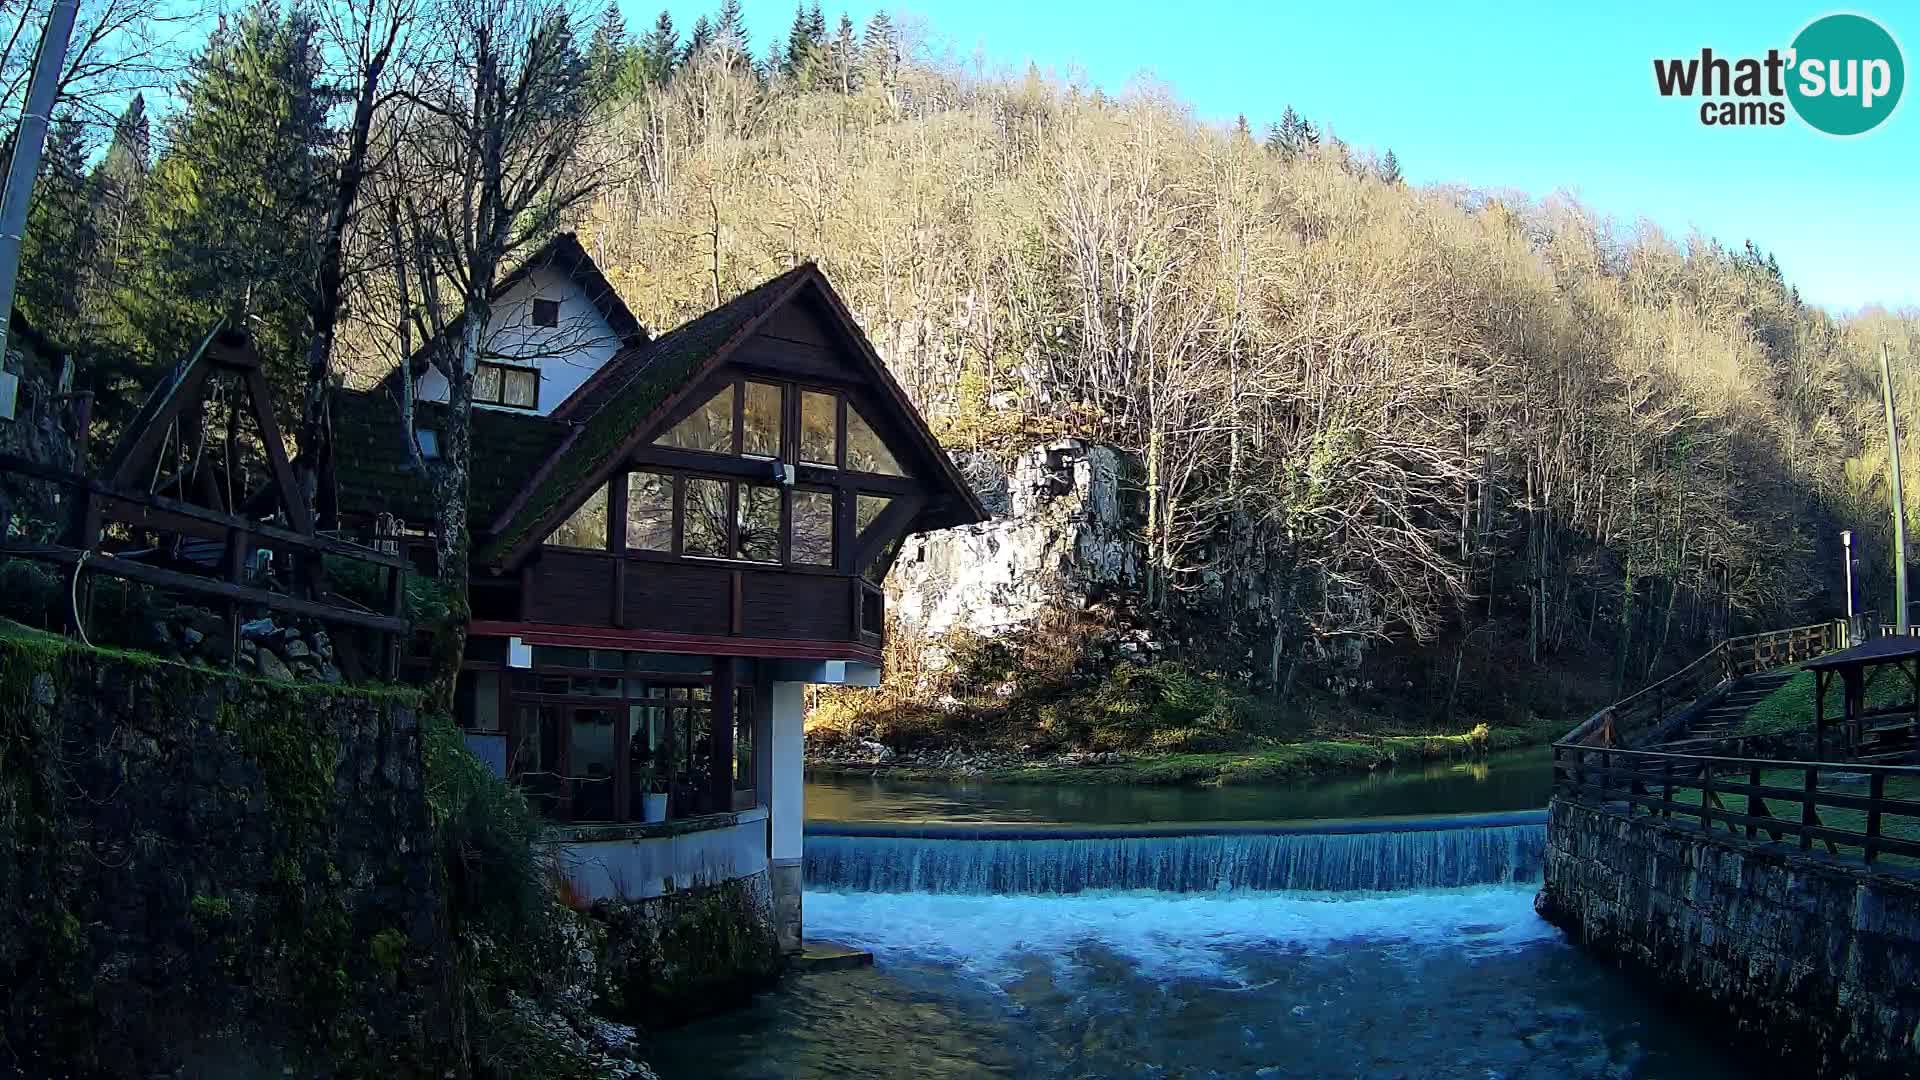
329, 252, 984, 825
467, 268, 982, 665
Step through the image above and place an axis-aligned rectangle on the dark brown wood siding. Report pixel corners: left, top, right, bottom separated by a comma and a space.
524, 549, 616, 625
624, 560, 734, 637
742, 570, 851, 640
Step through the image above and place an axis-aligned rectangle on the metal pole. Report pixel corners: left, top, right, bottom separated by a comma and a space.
0, 0, 79, 383
1881, 342, 1910, 634
1842, 529, 1856, 619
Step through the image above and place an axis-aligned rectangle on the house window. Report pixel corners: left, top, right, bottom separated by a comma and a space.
736, 483, 781, 562
416, 428, 441, 460
800, 390, 837, 466
846, 405, 904, 476
546, 483, 609, 548
531, 297, 561, 327
742, 381, 783, 459
626, 471, 673, 552
475, 361, 538, 410
682, 477, 730, 557
855, 492, 893, 537
659, 384, 736, 454
791, 490, 835, 565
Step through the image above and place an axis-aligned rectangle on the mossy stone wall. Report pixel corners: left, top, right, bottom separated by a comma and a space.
1539, 797, 1920, 1080
0, 625, 461, 1078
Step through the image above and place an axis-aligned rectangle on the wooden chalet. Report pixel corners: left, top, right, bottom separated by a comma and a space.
327, 235, 985, 946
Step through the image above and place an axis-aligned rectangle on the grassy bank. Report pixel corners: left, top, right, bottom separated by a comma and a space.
811, 717, 1566, 787
1738, 665, 1907, 737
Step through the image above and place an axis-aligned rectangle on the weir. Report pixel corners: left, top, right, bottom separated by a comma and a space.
804, 811, 1546, 894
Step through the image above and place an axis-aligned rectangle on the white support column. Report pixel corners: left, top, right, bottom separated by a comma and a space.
768, 680, 806, 952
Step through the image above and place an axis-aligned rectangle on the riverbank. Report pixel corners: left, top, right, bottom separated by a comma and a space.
807, 717, 1566, 787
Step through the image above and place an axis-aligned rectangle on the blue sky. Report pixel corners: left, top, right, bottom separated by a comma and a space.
635, 0, 1918, 313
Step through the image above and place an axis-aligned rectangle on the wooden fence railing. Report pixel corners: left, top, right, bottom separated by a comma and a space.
0, 451, 408, 672
1552, 744, 1920, 866
1559, 621, 1844, 749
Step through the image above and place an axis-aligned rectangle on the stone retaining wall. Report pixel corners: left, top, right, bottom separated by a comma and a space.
1537, 797, 1920, 1079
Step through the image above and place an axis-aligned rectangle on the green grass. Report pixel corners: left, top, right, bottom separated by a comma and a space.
1739, 665, 1913, 736
822, 717, 1566, 787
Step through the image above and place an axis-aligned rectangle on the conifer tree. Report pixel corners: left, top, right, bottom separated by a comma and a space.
861, 9, 897, 84
117, 3, 336, 413
1378, 148, 1402, 185
715, 0, 747, 51
586, 0, 632, 98
1232, 113, 1250, 139
640, 9, 679, 83
683, 14, 714, 65
17, 117, 95, 328
831, 12, 858, 92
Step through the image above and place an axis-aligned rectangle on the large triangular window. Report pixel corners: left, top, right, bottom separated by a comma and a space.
657, 384, 735, 454
845, 405, 904, 477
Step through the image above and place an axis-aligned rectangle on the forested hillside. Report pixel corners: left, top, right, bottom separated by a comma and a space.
19, 0, 1920, 734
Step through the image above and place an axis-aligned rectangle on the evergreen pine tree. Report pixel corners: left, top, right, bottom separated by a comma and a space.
783, 1, 812, 75
715, 0, 747, 51
832, 12, 858, 92
586, 0, 632, 98
1274, 105, 1305, 160
683, 15, 714, 66
861, 10, 897, 84
115, 2, 338, 416
1232, 113, 1250, 139
18, 116, 95, 328
1378, 148, 1402, 185
639, 10, 679, 84
84, 94, 150, 329
1262, 120, 1284, 154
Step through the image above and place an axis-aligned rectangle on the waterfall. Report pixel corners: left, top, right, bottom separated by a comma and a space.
805, 812, 1546, 895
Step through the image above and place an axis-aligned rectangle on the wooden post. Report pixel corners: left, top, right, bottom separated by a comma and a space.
1867, 771, 1886, 865
1747, 765, 1762, 839
709, 658, 735, 812
1815, 668, 1827, 761
1663, 757, 1674, 819
1801, 766, 1818, 852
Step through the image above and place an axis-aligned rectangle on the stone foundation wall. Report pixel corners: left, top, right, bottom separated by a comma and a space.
592, 870, 784, 1027
1538, 797, 1920, 1079
0, 626, 459, 1078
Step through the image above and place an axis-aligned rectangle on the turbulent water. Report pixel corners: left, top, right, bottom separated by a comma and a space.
651, 818, 1741, 1079
805, 818, 1546, 894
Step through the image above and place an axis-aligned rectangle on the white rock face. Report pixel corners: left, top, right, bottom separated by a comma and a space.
889, 439, 1141, 641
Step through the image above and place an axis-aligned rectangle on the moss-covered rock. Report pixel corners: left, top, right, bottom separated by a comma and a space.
592, 872, 783, 1027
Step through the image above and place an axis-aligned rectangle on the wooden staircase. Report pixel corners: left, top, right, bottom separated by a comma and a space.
1656, 670, 1797, 752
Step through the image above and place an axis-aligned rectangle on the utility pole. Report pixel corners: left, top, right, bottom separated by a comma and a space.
1880, 342, 1909, 634
0, 0, 79, 409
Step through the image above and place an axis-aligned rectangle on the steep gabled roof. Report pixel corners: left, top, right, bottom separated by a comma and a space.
477, 264, 987, 568
405, 231, 649, 377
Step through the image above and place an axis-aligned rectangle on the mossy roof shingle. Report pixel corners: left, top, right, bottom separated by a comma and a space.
330, 387, 573, 527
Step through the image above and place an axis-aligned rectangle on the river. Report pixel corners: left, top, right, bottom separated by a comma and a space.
648, 749, 1742, 1078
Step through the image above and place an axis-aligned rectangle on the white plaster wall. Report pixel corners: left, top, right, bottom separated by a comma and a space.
558, 806, 770, 902
770, 681, 806, 863
413, 266, 624, 416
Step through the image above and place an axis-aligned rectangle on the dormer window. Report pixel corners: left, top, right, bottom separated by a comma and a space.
531, 297, 560, 328
475, 361, 538, 410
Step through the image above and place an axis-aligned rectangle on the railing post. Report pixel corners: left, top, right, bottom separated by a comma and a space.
1866, 771, 1885, 865
1747, 764, 1762, 840
1801, 767, 1817, 852
1663, 758, 1674, 819
1699, 760, 1714, 833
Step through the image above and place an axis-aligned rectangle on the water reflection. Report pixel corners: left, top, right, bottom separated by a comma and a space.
806, 747, 1553, 825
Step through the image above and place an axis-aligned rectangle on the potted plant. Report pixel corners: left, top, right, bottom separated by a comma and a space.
636, 762, 669, 823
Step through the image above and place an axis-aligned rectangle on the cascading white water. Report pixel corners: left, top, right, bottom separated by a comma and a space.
805, 817, 1546, 895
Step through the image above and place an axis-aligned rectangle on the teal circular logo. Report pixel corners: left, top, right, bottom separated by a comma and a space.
1788, 13, 1905, 136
